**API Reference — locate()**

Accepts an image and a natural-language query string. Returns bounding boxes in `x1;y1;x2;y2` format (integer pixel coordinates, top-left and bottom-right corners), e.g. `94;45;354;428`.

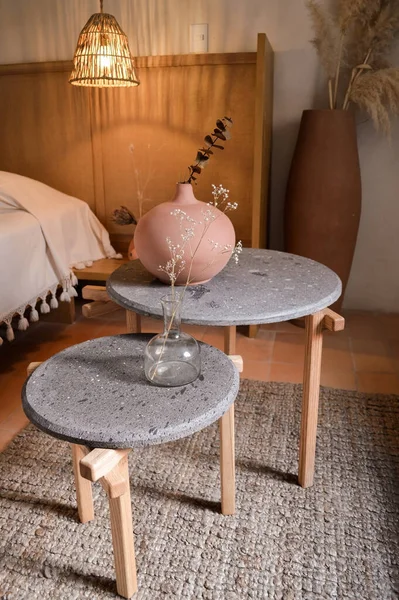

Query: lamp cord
100;0;103;12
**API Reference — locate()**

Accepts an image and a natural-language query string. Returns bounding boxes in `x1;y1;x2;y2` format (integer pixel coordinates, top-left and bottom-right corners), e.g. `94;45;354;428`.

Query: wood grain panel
99;60;256;246
0;53;255;76
0;41;273;251
0;70;95;209
252;33;274;249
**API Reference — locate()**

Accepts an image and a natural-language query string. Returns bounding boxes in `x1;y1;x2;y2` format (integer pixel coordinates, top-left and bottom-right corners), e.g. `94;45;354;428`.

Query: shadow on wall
268;47;326;250
0;0;273;63
344;117;399;311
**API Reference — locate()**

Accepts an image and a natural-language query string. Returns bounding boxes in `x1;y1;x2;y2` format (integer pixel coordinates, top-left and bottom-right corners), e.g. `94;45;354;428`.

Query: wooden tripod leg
126;310;142;334
71;444;94;523
298;311;324;488
248;324;258;338
224;326;236;355
108;457;138;598
219;404;235;515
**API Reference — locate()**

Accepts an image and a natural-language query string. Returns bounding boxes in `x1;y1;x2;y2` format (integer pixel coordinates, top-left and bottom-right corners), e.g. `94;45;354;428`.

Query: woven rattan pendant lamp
69;0;139;87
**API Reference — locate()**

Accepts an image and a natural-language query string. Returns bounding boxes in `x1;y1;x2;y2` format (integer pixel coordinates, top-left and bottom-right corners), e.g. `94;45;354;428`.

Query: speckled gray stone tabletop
22;334;239;449
107;249;342;326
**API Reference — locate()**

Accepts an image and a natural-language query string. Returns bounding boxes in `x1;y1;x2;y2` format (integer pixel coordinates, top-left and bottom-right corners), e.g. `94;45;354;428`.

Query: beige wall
0;0;398;311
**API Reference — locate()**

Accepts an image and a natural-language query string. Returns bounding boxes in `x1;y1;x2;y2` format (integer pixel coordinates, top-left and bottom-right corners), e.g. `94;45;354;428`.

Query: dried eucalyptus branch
182;117;233;184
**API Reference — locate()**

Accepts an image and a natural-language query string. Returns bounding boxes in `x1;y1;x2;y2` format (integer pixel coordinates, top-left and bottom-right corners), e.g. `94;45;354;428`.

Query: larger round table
107;248;341;326
106;249;344;490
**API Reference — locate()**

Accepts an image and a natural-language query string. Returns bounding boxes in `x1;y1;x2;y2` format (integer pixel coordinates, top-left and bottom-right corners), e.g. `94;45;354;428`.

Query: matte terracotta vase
133;183;236;284
285;110;361;311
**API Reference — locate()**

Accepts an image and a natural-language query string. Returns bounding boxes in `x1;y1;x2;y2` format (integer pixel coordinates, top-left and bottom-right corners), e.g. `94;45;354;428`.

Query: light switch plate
190;24;208;53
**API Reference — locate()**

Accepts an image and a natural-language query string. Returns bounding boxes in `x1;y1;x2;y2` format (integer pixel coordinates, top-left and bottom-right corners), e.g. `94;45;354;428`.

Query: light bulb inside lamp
99;49;111;69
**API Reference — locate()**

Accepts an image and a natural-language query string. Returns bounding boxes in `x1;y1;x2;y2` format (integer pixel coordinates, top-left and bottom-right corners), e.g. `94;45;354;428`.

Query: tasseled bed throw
0;171;123;344
0;273;76;345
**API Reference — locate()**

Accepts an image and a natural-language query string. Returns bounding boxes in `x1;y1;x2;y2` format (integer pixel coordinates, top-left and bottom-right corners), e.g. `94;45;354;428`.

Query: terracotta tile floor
1;303;398;451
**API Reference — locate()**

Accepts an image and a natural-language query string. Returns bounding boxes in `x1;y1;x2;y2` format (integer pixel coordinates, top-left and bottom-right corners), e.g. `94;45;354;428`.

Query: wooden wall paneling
251;33;274;249
99;53;258;251
89;88;107;223
0;63;96;210
135;53;257;68
0;40;274;252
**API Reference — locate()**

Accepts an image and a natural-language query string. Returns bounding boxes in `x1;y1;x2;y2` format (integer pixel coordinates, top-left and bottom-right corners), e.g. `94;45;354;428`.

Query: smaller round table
23;334;239;598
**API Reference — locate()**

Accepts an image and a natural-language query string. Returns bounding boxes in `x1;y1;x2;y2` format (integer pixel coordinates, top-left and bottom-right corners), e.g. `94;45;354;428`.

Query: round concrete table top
22;334;239;449
107;249;341;326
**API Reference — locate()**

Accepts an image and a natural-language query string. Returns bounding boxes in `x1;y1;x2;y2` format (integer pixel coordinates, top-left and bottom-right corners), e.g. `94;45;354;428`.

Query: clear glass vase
144;292;201;386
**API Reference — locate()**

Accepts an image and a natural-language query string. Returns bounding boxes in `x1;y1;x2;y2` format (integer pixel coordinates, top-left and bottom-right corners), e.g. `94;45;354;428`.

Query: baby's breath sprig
159;184;241;292
209;184;238;213
158;237;186;285
232;240;243;264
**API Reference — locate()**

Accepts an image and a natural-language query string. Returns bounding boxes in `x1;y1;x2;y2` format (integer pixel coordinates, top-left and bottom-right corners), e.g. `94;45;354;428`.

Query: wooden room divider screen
0;33;273;252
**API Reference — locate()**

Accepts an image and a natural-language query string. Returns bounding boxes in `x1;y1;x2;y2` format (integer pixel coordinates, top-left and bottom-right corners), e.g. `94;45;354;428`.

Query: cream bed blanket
0;171;121;342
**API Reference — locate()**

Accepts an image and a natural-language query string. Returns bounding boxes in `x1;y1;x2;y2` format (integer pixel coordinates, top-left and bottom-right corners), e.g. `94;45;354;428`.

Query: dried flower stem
343;48;372;110
328;79;334;109
129;142;160;219
333;33;345;108
307;0;399;131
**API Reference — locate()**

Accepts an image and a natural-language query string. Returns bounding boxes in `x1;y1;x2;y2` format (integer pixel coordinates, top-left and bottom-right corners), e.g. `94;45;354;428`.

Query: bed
0;171;122;344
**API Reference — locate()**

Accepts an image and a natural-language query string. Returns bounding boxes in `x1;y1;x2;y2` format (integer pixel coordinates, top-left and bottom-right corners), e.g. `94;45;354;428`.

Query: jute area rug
0;380;398;600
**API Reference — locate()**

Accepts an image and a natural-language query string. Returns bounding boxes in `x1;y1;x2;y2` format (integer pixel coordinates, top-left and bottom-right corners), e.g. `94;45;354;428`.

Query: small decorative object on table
144;291;201;386
112;116;237;283
138;182;240;285
112;116;242;385
143;184;242;386
111;205;138;260
135;116;235;283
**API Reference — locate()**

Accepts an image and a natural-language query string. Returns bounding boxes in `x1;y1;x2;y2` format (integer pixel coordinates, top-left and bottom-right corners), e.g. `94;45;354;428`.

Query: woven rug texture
0;380;398;600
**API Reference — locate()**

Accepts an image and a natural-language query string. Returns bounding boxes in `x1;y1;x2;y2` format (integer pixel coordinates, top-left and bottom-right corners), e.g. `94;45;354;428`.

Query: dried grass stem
307;0;399;133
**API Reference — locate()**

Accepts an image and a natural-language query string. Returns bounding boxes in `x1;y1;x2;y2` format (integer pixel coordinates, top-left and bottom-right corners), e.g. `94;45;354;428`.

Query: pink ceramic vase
133;183;236;285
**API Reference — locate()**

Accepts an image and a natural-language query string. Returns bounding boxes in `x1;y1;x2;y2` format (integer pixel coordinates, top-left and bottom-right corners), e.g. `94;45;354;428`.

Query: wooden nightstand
73;257;129;320
72;257;129;283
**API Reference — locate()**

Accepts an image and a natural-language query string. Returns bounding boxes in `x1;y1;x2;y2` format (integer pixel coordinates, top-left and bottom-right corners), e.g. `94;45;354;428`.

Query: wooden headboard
0;34;273;251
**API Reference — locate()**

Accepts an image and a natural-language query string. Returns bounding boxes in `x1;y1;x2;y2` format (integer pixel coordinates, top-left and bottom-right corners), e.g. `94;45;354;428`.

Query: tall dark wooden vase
285;109;361;312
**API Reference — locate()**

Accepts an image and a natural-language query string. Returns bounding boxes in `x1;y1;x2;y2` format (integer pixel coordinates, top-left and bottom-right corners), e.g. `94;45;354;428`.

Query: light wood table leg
126;310;142;334
79;448;137;596
298;311;325;488
71;444;95;523
218;354;242;515
108;457;138;598
27;362;43;376
224;326;236;355
219;404;235;515
248;324;258;338
298;309;345;488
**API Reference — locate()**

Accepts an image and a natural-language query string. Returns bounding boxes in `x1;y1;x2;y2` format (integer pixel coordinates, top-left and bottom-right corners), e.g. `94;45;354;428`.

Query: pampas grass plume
307;0;399;133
